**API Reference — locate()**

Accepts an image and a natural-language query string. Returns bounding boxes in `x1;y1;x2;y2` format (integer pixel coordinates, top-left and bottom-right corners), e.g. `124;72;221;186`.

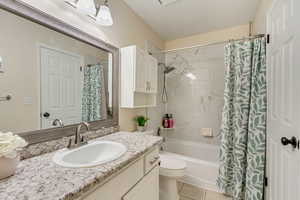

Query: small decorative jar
0;132;27;180
0;155;19;179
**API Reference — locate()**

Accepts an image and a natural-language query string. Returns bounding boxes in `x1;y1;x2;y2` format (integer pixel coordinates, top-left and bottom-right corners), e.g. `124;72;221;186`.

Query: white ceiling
123;0;260;40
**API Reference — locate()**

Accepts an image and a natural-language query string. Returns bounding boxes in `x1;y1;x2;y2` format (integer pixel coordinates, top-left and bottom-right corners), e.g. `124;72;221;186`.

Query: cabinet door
146;55;158;93
82;159;144;200
134;48;146;93
123;166;159;200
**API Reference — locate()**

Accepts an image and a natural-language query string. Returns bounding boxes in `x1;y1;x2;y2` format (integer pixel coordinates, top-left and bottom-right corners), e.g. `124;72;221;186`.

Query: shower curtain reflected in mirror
217;37;267;200
82;64;107;122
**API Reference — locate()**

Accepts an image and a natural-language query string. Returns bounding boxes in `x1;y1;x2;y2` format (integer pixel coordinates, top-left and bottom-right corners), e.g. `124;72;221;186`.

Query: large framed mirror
0;0;119;144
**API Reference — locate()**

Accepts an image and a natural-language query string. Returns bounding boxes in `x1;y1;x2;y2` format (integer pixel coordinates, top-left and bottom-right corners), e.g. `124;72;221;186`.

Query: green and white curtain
82;64;107;122
217;38;267;200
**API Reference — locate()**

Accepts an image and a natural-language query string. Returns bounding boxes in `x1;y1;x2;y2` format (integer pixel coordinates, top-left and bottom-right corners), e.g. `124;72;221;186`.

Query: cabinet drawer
144;147;159;174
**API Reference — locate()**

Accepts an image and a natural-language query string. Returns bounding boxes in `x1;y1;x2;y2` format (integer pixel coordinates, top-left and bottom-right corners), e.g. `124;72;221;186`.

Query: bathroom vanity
0;132;162;200
81;142;160;200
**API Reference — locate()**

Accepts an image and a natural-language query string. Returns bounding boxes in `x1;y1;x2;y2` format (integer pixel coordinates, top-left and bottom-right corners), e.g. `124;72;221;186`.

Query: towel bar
0;95;12;102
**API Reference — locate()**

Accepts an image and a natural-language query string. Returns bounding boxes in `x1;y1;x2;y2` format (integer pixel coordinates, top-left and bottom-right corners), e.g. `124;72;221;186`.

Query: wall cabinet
120;46;158;108
135;47;147;93
80;147;160;200
146;55;158;94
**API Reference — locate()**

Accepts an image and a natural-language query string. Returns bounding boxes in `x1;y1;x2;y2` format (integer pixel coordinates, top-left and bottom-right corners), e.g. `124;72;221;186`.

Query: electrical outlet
0;56;3;73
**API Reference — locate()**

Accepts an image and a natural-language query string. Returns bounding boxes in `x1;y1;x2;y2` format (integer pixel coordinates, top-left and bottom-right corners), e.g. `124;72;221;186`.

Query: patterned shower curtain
217;38;267;200
82;64;107;122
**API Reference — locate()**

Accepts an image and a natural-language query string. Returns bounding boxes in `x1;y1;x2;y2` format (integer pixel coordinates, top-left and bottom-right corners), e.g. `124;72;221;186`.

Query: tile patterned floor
178;182;232;200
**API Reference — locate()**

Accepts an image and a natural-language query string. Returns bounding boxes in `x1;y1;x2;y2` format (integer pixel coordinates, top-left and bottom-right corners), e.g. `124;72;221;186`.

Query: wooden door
40;47;82;129
266;0;300;199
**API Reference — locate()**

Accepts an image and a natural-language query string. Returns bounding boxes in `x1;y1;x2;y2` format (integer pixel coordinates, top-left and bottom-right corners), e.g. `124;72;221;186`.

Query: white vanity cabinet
81;147;160;200
120;45;158;108
123;166;159;200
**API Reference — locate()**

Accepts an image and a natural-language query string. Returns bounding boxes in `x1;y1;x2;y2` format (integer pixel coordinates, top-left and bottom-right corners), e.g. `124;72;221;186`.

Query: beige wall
3;0;271;133
17;0;165;132
0;9;108;133
164;24;249;51
253;0;274;34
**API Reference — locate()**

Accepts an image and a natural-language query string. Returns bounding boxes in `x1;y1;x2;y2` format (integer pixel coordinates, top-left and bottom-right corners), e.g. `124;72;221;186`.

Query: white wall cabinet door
82;159;144;200
122;166;159;200
266;0;300;199
146;55;158;94
121;45;158;108
134;48;147;93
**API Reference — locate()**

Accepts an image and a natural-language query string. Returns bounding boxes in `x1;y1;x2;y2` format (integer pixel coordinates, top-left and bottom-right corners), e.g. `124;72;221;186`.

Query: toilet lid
160;154;186;170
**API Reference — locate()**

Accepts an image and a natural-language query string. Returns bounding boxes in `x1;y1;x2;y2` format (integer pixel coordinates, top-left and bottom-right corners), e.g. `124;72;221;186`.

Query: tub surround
0;132;162;200
165;43;225;145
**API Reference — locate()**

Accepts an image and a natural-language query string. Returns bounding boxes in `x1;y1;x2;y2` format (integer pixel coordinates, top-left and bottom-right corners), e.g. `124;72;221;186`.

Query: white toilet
139;130;187;200
159;153;186;200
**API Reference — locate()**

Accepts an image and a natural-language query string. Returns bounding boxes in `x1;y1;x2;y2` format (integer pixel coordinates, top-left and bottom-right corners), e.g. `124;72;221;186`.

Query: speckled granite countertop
0;132;162;200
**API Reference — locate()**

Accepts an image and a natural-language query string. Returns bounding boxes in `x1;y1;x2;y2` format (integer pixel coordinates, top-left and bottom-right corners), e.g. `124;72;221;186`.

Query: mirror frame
0;0;119;144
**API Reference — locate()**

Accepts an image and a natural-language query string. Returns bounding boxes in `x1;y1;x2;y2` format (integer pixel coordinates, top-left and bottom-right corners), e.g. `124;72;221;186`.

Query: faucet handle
81;135;88;143
67;138;74;149
82;122;90;131
52;119;64;128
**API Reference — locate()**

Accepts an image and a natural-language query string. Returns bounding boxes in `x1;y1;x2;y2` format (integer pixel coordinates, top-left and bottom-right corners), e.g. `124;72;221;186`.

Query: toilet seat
159;154;186;177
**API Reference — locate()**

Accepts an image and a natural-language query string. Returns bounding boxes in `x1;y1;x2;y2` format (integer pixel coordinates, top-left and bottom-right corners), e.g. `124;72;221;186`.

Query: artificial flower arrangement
0;131;27;179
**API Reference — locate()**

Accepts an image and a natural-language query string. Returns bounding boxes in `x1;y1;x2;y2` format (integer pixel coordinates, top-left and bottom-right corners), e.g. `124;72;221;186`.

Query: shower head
164;66;175;74
158;63;176;74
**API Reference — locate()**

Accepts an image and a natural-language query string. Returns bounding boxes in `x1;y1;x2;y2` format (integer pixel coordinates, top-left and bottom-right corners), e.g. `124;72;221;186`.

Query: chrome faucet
52;119;64;128
68;122;90;149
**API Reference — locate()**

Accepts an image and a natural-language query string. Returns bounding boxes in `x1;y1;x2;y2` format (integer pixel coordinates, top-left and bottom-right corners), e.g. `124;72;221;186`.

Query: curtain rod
162;34;265;53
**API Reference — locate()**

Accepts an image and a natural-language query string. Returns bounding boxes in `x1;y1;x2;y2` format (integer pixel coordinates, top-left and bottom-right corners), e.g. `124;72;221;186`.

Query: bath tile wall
165;44;225;145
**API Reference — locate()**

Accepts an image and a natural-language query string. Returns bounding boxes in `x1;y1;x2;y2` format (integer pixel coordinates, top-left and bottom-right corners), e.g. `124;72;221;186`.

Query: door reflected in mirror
0;9;113;133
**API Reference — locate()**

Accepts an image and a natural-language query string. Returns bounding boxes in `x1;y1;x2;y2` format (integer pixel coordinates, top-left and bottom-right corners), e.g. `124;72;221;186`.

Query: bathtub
162;138;219;192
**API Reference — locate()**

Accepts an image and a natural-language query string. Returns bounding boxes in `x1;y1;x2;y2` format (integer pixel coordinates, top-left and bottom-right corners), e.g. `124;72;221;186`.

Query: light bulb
65;0;96;16
90;2;113;26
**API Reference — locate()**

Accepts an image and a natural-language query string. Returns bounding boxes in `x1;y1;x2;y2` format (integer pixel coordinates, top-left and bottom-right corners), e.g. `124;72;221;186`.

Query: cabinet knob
146;81;151;91
149;156;160;165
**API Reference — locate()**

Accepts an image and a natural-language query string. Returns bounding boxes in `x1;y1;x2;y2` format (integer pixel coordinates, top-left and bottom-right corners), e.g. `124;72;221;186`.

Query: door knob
281;137;299;149
43;112;50;118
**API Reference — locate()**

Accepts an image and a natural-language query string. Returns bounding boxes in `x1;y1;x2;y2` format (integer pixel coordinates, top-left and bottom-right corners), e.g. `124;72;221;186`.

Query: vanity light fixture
65;0;97;16
89;0;114;26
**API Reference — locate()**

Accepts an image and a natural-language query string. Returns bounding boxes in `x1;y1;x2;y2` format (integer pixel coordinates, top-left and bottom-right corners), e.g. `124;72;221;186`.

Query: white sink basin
53;141;127;168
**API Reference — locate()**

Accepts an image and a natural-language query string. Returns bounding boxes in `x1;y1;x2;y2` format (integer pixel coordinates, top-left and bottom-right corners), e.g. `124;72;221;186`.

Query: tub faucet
68;122;90;149
157;127;161;136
